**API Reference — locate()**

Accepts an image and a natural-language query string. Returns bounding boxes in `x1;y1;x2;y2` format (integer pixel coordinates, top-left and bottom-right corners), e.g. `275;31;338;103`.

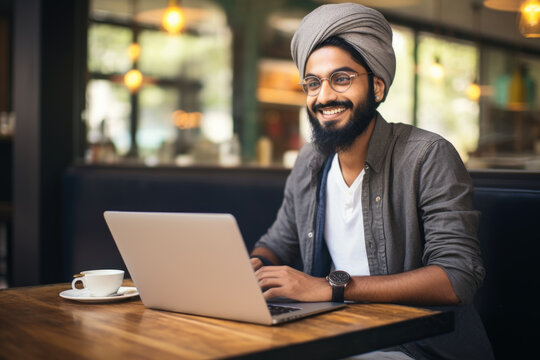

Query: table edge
227;309;454;360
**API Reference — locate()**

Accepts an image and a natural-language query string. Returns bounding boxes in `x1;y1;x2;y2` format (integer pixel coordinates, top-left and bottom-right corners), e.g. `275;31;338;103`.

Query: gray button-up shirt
255;113;485;304
255;114;493;359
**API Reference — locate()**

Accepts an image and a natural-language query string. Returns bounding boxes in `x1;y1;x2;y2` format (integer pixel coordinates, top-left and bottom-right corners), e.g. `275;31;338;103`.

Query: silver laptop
103;211;346;325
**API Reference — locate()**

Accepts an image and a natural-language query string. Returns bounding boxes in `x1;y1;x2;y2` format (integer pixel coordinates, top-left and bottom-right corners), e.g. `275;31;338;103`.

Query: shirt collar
307;112;392;176
365;112;392;174
308;145;326;182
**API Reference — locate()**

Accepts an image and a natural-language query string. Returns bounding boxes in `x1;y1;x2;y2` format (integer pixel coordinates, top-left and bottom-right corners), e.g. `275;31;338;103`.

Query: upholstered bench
62;166;539;359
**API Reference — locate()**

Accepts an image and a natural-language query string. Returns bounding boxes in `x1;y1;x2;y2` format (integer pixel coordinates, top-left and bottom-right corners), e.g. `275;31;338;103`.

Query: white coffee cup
71;269;125;297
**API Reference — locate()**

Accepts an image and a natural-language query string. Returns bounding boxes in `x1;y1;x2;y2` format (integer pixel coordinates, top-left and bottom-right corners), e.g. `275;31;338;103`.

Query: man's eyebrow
334;66;358;73
304;66;359;78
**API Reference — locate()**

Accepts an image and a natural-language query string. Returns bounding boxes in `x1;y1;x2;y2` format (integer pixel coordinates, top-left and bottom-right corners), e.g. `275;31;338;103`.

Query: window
378;25;415;126
84;0;232;166
416;34;479;163
468;46;540;170
83;1;540;171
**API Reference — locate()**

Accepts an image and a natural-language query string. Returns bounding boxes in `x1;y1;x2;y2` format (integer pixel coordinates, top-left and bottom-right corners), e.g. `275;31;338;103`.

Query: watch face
329;271;351;286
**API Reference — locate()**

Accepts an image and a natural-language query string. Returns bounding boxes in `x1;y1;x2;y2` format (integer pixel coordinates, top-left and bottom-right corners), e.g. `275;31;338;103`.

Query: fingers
257;270;288;300
255;266;292;284
255;266;332;302
255;265;287;276
250;257;263;271
255;266;287;288
257;273;285;290
262;287;282;300
255;266;303;300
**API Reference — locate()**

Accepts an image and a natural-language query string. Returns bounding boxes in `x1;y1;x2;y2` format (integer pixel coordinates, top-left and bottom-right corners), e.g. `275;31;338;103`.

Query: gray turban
291;2;396;101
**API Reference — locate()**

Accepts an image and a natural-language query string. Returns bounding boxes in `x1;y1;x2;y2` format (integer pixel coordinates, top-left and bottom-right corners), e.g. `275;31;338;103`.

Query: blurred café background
0;0;539;289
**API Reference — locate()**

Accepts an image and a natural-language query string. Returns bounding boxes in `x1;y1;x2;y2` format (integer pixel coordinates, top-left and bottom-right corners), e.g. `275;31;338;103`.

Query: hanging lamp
429;56;445;81
162;0;185;34
519;0;540;38
483;0;540;38
124;69;143;93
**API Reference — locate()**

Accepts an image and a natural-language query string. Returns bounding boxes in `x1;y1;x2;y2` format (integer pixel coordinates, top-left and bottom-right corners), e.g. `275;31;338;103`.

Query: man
250;3;493;360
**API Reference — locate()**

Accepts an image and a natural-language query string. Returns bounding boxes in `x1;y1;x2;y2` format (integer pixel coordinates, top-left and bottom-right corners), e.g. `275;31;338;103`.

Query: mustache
311;100;353;113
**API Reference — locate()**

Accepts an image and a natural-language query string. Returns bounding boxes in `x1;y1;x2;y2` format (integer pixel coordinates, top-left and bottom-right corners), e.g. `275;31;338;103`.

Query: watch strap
331;284;345;302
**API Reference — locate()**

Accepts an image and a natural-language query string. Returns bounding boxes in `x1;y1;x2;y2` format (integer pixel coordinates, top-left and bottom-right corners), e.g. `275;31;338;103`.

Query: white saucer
59;286;139;303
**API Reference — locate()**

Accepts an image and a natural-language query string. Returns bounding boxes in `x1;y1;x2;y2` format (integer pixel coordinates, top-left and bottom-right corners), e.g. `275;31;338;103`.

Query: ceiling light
429;56;445;81
519;0;540;37
483;0;521;12
466;81;481;101
127;43;141;62
124;69;143;93
162;0;184;35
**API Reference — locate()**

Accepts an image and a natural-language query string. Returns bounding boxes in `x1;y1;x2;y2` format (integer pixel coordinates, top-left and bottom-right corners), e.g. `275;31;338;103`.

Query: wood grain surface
0;281;453;359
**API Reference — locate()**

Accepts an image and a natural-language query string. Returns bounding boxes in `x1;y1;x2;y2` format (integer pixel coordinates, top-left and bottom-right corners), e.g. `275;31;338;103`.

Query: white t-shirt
324;155;370;276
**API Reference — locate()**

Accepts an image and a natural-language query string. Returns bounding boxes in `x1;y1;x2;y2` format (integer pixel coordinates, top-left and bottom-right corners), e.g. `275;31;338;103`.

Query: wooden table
0;281;453;359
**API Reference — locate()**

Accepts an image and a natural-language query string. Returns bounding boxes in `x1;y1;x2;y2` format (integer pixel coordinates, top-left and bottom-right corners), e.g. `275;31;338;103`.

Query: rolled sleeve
254;172;301;265
418;140;485;303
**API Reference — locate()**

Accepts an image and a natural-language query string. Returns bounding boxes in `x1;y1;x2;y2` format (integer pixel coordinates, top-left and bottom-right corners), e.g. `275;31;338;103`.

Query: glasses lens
330;72;352;92
303;77;321;95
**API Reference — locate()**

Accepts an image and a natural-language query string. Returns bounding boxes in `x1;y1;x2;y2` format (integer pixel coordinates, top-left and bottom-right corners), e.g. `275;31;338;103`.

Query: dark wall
12;0;87;286
0;138;10;202
61;166;290;280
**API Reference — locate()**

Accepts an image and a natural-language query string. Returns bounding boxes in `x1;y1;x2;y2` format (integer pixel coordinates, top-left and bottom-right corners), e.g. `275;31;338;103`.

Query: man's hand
255;265;331;302
250;257;264;271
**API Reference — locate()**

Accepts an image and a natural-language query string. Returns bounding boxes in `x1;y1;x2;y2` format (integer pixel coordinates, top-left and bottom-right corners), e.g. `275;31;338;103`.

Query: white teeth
322;107;346;115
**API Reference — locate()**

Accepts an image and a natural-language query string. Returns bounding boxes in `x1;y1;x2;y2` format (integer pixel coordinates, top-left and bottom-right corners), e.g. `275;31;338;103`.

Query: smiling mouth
312;101;353;119
321;107;347;116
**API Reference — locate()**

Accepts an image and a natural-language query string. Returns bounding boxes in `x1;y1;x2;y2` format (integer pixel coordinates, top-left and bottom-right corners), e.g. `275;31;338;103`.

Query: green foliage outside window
88;24;132;74
417;34;479;162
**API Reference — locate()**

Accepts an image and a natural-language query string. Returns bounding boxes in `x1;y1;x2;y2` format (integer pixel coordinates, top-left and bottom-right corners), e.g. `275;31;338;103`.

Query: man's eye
306;80;320;89
333;75;349;84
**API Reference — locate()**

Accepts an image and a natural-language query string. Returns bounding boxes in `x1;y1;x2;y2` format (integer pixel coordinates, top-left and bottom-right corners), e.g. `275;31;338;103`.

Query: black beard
307;93;377;157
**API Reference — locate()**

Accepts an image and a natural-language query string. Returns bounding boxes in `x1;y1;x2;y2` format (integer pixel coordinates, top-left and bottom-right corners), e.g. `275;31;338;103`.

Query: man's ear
373;77;386;102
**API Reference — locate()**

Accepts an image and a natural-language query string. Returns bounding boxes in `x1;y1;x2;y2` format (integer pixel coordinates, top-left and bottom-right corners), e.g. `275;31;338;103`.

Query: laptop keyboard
267;304;301;316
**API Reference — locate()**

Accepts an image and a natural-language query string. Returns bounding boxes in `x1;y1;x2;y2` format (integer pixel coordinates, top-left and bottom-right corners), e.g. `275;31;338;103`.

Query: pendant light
127;43;141;62
483;0;540;38
162;0;185;35
467;2;482;102
124;69;143;93
124;0;143;93
483;0;521;12
519;0;540;38
429;0;445;82
429;56;445;81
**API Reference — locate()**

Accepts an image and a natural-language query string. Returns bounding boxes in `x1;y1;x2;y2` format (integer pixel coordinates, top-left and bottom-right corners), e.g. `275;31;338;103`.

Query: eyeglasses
299;71;371;96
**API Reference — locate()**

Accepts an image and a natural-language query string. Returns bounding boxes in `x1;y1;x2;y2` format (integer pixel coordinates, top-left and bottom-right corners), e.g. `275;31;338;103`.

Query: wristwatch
326;270;351;302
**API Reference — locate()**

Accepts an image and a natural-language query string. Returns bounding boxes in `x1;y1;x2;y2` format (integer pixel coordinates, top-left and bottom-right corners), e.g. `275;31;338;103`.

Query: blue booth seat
62;165;540;359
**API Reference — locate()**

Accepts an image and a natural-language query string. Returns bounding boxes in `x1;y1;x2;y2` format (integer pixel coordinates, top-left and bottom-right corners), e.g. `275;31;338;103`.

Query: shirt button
375;196;381;202
364;164;369;170
307;232;313;238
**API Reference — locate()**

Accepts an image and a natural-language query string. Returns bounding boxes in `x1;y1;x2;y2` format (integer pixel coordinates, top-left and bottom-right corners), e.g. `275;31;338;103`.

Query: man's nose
317;79;338;103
